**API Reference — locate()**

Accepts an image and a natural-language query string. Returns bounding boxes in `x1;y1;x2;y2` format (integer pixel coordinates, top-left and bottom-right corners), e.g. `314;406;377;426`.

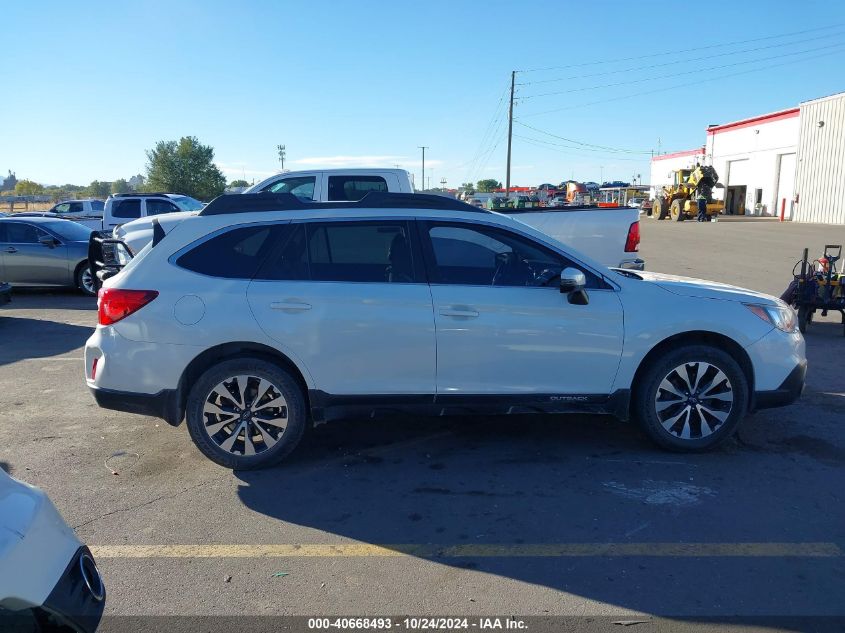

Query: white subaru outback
84;192;806;469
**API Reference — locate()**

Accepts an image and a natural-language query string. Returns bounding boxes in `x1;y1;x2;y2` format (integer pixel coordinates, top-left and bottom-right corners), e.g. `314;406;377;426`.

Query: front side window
261;176;316;199
53;203;71;214
305;221;414;283
146;199;180;216
326;176;387;201
424;222;600;288
170;196;204;211
112;199;141;218
176;224;281;279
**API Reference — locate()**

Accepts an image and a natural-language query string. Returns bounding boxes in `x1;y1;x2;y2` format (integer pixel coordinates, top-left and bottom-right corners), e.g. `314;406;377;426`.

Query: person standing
696;194;708;222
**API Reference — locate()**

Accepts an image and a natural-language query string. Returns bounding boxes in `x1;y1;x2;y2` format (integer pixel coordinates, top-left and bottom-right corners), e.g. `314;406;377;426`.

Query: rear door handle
4;247;17;254
439;308;479;318
270;300;312;312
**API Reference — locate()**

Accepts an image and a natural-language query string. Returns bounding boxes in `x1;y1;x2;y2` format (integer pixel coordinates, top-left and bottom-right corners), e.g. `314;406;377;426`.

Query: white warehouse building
650;91;845;224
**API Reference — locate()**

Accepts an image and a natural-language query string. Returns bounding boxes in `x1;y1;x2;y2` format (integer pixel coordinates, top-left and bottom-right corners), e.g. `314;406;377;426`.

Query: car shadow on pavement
6;287;96;311
235;410;845;627
0;316;92;366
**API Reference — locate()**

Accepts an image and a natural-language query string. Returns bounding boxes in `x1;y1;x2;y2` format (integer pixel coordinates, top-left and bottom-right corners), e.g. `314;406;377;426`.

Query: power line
517;23;844;73
514;134;650;162
514;134;652;162
516;30;845;87
515;121;652;154
519;47;845;118
517;41;845;100
459;84;510;181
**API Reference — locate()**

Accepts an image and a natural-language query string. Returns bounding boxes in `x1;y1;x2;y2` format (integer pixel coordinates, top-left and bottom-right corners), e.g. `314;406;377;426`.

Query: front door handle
439;307;479;318
270;300;312;312
4;247;18;254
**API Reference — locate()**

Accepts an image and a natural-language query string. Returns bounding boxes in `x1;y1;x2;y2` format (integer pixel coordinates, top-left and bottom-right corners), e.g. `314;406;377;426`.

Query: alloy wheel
202;374;288;457
654;362;733;440
81;267;95;294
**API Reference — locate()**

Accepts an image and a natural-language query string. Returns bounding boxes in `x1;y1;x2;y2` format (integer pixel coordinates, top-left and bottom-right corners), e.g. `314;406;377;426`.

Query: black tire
75;262;96;296
185;358;307;469
670;199;686;222
652;198;666;220
633;345;749;452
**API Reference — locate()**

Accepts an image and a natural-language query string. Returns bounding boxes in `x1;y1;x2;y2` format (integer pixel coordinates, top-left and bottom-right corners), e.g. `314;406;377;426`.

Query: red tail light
98;288;159;326
625;221;640;252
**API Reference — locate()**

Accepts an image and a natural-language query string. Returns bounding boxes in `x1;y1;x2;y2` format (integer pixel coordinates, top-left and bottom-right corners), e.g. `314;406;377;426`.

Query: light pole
276;144;286;170
418;146;429;192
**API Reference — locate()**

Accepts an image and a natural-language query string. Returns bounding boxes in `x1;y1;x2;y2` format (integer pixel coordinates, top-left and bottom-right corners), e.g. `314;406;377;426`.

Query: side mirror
560;267;589;305
39;235;58;248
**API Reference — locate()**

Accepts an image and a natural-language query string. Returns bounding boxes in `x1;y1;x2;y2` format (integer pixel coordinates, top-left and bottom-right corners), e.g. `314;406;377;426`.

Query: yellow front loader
652;165;725;221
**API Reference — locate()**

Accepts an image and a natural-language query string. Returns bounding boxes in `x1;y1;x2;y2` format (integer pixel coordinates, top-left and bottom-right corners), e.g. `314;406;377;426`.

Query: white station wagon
85;193;806;469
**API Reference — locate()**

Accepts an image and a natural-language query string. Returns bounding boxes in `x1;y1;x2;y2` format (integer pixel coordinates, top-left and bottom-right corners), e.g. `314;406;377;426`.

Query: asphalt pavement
0;217;843;632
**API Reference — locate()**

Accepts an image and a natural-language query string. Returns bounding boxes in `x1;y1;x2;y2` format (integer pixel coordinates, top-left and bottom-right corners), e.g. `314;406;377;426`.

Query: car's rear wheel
633;345;748;451
185;358;306;469
75;263;96;296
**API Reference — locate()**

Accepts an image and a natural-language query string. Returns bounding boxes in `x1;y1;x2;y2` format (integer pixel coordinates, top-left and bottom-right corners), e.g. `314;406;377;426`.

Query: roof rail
199;192;488;216
111;192;171;198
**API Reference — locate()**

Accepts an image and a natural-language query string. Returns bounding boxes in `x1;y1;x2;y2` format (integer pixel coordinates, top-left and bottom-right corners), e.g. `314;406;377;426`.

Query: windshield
44;220;94;242
170;196;205;211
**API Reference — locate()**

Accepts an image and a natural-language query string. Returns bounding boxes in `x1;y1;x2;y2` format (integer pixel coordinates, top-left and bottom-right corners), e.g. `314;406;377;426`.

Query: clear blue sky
3;0;844;189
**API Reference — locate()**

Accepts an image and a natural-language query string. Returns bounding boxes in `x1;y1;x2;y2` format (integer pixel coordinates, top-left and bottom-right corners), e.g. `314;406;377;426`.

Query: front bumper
754;361;807;410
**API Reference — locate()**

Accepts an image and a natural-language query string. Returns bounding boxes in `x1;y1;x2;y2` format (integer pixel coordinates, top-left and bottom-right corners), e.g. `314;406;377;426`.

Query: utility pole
505;70;516;198
440;177;447;190
418;146;428;192
276;144;286;170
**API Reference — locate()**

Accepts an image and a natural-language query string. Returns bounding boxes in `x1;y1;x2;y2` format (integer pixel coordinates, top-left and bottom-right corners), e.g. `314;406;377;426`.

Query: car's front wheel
634;345;748;451
185;358;307;469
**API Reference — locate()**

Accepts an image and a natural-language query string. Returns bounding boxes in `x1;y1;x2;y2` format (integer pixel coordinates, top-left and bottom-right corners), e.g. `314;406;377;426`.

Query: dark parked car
0;217;96;295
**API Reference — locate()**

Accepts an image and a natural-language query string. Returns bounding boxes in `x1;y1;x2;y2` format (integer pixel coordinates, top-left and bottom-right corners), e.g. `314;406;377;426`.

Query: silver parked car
0;217;96;295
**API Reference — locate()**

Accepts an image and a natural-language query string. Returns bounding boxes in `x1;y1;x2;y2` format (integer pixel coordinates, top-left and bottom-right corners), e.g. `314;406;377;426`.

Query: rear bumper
90;385;183;426
40;546;105;633
754;361;807;410
619;258;645;270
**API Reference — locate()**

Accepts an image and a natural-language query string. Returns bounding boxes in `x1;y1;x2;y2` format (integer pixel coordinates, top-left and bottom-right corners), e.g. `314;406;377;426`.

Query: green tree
111;178;130;194
86;180;112;198
145;136;226;201
476;179;502;193
14;179;44;195
460;182;475;192
229;179;250;188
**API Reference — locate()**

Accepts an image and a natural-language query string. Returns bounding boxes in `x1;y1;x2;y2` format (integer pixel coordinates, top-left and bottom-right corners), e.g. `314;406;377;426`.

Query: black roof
199;192;488;216
111;192;171;198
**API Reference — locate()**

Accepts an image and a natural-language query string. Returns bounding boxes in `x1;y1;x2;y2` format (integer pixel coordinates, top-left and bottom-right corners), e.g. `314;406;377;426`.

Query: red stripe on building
652;147;705;162
706;108;799;135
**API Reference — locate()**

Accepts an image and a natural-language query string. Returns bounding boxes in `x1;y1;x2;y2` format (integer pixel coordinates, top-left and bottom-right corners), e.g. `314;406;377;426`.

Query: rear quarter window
175;225;283;279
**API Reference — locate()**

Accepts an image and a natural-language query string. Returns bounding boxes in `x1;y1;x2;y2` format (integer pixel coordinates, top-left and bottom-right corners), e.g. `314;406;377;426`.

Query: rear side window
68;202;84;214
112;199;141;218
307;221;413;282
176;225;281;279
326;176;388;201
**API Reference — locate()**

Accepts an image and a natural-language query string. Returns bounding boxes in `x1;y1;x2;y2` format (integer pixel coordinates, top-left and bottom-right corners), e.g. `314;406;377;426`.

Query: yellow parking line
91;542;843;559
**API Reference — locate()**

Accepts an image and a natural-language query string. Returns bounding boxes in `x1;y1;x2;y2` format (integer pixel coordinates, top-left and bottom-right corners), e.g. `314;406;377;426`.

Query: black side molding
308;390;631;425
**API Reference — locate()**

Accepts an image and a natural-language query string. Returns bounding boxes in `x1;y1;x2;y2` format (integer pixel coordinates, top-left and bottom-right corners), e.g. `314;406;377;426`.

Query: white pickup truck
114;168;643;269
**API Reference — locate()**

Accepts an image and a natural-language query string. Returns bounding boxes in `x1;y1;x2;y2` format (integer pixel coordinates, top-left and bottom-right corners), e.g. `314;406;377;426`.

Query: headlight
744;303;797;332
